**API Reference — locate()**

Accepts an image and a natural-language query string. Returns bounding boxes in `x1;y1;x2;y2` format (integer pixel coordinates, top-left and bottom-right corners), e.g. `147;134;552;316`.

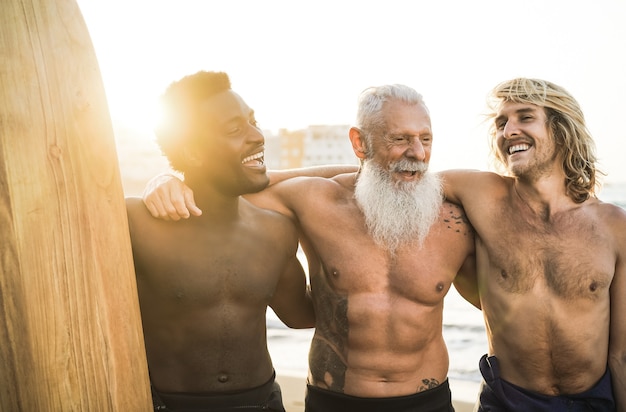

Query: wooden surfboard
0;0;151;410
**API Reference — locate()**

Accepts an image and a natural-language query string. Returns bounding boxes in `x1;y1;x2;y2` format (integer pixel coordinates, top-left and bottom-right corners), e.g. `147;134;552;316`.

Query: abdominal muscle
484;290;610;395
310;292;449;398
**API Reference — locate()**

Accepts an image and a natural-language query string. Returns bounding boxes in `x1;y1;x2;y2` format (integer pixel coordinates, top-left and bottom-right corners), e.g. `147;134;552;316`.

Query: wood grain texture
0;0;151;410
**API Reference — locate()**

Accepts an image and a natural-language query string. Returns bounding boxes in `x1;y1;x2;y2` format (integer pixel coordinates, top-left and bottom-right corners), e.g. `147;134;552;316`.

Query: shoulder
578;199;626;260
124;196;169;238
242;201;300;255
243;199;298;235
124;197;158;249
270;172;356;200
438;169;513;204
125;196;150;221
439;169;512;190
594;199;626;234
247;199;294;225
125;196;143;208
438;169;503;182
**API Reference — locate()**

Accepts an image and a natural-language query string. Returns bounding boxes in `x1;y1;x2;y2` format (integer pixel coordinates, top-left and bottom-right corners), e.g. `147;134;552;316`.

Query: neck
185;175;241;221
513;175;576;221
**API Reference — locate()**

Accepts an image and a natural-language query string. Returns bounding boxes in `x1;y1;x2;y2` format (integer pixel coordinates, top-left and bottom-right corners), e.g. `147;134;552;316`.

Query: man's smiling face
495;102;558;180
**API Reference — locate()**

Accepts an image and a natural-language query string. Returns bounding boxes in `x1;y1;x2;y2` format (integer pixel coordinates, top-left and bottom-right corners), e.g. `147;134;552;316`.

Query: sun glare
104;84;160;138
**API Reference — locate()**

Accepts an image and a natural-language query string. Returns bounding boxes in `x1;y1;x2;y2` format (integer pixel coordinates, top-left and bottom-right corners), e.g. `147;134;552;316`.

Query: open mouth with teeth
391;161;427;179
508;143;530;155
242;151;264;166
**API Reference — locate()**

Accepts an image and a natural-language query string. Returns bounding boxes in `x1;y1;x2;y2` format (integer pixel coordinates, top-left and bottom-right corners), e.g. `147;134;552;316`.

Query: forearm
268;164;358;186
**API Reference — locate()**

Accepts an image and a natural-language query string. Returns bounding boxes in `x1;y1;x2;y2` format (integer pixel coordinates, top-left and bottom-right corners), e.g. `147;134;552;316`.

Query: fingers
142;173;199;220
183;188;202;217
144;196;170;220
143;175;171;220
145;186;180;221
168;183;190;220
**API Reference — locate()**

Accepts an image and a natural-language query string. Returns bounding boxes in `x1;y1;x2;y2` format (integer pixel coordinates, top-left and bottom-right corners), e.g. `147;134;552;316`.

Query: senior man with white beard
142;84;477;412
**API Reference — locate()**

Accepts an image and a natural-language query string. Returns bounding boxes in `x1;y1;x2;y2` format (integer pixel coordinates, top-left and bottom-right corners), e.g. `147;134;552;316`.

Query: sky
77;0;626;183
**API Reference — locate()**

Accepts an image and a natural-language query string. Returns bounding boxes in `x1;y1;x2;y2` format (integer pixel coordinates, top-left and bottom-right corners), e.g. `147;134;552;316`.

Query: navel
500;269;508;279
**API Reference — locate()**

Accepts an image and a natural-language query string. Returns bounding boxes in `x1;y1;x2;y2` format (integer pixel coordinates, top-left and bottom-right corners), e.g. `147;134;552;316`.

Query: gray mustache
389;159;428;173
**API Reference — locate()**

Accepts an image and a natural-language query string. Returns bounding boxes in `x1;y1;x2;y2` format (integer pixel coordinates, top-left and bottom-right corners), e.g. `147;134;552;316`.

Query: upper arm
267;164;358;186
245;177;311;219
609;207;626;351
269;254;315;329
450;202;480;309
611;245;626;350
124;197;143;237
609;208;626;408
453;253;481;310
124;197;153;276
438;169;495;206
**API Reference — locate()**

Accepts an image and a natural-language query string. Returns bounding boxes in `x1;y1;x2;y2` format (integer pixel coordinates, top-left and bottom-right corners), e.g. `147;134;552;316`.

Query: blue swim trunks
476;354;615;411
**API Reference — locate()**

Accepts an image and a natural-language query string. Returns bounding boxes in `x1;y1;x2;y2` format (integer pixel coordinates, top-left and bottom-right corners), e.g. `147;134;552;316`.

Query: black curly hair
154;71;231;173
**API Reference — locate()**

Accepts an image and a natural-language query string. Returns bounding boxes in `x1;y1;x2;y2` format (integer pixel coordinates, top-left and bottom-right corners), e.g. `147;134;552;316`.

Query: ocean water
266;181;626;384
599;182;626;209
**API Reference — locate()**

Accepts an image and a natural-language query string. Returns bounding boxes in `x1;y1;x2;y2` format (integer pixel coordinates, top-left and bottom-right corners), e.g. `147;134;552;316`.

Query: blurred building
279;128;306;169
264;124;358;170
262;131;282;170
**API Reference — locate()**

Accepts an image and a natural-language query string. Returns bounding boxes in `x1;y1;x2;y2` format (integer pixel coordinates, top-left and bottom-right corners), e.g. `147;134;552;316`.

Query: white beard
354;159;443;252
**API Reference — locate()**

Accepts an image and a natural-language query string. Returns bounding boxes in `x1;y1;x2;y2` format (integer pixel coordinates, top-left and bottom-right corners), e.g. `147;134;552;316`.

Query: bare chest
479;208;615;298
135;225;285;305
303;204;473;305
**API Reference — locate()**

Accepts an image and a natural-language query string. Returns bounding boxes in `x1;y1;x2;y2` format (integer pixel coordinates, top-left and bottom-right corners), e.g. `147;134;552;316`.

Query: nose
406;138;426;161
248;124;265;144
502;119;520;139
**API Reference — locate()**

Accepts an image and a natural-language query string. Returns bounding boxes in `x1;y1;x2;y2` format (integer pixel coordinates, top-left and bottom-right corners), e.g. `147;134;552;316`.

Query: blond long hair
487;78;603;203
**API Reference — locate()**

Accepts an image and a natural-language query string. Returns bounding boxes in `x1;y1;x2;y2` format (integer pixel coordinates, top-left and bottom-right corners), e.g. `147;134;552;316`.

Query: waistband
152;371;283;411
478;354;615;411
305;379;453;412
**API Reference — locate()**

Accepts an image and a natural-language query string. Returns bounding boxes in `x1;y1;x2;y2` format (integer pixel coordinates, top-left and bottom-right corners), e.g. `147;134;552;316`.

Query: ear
349;127;367;160
182;146;203;168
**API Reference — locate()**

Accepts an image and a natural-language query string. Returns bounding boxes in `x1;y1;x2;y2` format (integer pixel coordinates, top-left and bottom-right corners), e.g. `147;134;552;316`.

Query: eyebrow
221;106;254;126
495;107;537;124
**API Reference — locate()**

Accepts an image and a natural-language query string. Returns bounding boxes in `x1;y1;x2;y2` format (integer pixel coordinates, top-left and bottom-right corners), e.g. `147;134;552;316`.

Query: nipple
218;374;229;383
